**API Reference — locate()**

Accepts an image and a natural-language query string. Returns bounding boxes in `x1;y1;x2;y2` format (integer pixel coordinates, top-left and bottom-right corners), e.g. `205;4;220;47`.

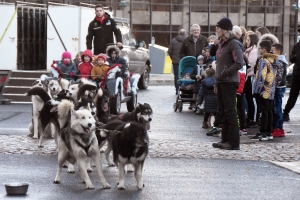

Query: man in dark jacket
86;4;122;55
212;18;243;150
168;29;186;93
179;24;208;59
283;41;300;121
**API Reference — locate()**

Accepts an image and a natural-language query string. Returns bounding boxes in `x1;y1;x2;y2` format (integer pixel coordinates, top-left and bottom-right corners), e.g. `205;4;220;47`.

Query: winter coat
168;35;185;64
276;55;287;87
86;13;122;55
244;45;258;76
237;71;246;95
253;53;279;100
215;33;244;84
91;59;110;81
57;60;78;81
78;49;93;79
205;56;215;66
190;64;206;93
179;35;208;59
289;42;300;80
106;45;127;73
197;76;218;114
78;62;93;79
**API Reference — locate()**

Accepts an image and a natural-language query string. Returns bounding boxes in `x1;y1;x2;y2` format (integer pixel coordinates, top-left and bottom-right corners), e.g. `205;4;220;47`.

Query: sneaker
192;106;197;112
202;121;209;129
195;108;204;115
239;129;247;135
206;127;220;136
272;128;285;137
249;133;262;141
283;113;290;121
260;135;269;141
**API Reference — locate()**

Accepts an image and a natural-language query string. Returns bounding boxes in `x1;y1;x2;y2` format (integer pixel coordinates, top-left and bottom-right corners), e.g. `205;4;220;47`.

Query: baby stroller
173;56;197;112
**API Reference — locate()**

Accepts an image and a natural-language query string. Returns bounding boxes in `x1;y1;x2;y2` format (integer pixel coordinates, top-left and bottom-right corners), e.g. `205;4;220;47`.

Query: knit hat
62;51;72;59
216;18;233;31
97;53;106;62
197;55;204;61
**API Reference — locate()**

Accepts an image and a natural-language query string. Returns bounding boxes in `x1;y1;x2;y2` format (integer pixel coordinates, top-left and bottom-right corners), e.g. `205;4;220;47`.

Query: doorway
17;5;47;70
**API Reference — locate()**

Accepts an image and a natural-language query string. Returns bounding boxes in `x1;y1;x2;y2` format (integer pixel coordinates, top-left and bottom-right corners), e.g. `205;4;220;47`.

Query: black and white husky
101;103;153;167
53;108;111;189
112;122;149;190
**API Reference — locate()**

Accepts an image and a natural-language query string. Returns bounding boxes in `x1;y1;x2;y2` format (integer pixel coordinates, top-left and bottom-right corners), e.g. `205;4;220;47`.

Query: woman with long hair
244;33;259;126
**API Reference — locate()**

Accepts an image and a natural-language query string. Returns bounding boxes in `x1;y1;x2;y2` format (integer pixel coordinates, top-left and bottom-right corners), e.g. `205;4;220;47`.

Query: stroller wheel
178;101;183;112
173;103;178;112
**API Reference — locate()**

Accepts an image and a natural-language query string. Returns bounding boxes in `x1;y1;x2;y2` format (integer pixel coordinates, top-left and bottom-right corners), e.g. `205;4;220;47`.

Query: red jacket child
78;49;93;79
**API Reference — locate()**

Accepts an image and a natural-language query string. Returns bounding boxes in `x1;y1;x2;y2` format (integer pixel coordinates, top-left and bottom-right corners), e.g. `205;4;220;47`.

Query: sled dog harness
74;139;92;155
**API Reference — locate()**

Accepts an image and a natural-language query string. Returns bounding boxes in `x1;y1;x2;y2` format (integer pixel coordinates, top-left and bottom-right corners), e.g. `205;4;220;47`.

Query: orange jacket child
91;54;110;81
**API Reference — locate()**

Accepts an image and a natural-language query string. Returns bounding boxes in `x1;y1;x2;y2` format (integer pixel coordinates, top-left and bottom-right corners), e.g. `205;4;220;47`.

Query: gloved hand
95;78;102;83
69;72;73;77
52;60;56;65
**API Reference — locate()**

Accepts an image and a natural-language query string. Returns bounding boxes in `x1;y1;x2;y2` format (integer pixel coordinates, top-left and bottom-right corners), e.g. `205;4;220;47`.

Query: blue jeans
272;87;286;129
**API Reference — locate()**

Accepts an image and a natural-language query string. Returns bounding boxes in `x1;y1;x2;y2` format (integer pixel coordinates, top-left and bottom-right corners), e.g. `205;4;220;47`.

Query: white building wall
47;5;80;70
0;4;17;70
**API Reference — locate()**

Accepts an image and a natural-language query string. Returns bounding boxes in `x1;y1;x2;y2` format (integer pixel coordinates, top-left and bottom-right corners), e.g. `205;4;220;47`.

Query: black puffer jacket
197;76;218;114
168;35;185;64
86;13;122;55
179;35;208;59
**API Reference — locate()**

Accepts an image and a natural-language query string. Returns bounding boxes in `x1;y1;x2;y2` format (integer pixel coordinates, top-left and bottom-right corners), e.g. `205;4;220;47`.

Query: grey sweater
215;34;243;83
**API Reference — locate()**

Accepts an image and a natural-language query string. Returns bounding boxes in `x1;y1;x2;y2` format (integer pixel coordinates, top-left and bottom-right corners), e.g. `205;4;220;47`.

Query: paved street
0;84;300;199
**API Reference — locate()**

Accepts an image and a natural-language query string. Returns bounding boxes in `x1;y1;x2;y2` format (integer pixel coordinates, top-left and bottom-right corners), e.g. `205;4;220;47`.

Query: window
128;32;137;47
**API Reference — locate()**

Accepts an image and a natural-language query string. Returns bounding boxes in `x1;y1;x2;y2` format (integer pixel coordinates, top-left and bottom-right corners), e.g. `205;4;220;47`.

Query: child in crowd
91;53;110;87
271;43;287;137
206;35;217;49
204;48;215;66
236;65;247;135
250;40;279;141
190;55;206;110
51;51;78;81
77;49;93;81
197;67;217;129
74;51;83;68
180;73;194;90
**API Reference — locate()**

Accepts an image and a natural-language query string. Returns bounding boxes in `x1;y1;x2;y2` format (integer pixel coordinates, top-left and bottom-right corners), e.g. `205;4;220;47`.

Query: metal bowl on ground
4;182;29;195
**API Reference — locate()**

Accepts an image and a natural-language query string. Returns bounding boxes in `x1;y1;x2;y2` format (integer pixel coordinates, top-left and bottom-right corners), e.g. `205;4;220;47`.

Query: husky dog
53;108;111;189
48;79;62;98
26;87;59;147
53;89;75;103
94;88;110;124
120;103;153;130
111;122;149;190
76;96;97;117
28;80;50;139
101;103;153;167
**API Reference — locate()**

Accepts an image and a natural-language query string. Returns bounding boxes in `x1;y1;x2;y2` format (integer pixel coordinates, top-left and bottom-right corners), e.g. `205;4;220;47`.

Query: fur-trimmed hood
261;52;278;63
257;33;279;48
106;45;120;57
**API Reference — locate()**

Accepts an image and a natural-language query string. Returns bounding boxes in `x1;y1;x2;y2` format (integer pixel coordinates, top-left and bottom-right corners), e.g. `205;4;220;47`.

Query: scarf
95;14;106;25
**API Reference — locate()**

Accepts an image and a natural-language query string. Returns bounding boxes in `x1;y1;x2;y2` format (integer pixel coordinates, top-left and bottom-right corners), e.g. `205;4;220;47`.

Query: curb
149;74;174;86
269;161;300;174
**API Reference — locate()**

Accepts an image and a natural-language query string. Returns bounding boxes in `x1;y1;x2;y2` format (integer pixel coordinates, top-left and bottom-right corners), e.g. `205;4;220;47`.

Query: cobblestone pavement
1;85;300;164
0;135;299;162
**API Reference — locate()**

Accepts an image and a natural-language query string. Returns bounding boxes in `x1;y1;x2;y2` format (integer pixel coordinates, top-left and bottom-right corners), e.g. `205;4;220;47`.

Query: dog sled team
25;46;153;190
